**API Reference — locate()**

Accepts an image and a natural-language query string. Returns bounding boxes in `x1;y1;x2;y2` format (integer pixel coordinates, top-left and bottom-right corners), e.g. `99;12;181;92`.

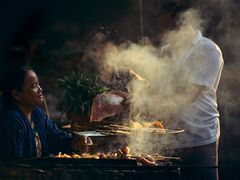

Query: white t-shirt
168;31;224;149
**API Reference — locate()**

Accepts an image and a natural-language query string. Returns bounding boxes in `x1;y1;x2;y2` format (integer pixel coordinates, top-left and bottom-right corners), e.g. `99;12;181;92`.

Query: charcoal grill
0;125;183;180
1;157;180;180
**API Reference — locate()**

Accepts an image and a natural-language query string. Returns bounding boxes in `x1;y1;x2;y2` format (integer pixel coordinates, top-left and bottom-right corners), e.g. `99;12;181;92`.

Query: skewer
127;154;182;161
109;124;185;134
95;126;184;135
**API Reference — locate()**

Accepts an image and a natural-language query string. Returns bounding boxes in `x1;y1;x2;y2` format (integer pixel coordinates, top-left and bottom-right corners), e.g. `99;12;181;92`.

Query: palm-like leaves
56;71;109;115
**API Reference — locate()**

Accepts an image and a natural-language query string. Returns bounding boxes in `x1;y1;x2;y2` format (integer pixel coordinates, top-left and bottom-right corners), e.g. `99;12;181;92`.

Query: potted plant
56;70;109;130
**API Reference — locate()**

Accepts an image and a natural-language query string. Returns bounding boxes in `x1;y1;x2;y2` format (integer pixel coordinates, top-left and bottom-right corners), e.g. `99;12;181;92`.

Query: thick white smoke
95;9;204;154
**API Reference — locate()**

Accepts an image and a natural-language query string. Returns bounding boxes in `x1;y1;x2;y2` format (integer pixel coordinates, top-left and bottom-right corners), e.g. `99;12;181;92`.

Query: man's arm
153;83;204;119
174;83;204;108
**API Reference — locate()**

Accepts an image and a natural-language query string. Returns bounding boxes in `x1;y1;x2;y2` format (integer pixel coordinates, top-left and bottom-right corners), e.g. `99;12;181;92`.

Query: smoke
101;41;173;117
84;0;240;154
90;9;205;154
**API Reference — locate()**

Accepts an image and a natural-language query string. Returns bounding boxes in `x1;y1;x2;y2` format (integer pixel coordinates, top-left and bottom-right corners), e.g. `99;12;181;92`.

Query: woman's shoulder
32;106;51;126
2;105;23;119
1;105;27;128
32;106;47;118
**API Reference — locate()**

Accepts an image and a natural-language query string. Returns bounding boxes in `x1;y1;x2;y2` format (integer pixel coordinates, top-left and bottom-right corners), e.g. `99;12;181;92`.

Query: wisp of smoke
96;9;203;153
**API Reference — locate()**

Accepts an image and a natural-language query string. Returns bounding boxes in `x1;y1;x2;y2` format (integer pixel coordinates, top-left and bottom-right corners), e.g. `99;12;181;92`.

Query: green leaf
55;70;109;115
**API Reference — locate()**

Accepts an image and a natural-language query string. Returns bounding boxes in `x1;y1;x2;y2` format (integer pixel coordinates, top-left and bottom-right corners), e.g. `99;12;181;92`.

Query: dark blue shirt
0;105;73;160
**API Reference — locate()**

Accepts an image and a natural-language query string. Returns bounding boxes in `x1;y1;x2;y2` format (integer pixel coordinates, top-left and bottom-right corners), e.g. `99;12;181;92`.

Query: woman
0;66;92;160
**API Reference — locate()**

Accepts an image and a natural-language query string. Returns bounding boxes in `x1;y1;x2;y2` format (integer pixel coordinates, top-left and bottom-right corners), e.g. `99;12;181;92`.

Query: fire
53;145;181;166
54;145;131;159
55;151;120;159
153;120;164;129
131;120;165;129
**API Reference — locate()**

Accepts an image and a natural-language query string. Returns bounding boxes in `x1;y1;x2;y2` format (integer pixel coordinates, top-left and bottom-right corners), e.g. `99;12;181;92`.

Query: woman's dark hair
0;66;33;105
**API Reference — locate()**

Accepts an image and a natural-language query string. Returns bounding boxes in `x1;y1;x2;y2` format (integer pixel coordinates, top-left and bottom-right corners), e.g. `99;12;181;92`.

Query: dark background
0;0;240;177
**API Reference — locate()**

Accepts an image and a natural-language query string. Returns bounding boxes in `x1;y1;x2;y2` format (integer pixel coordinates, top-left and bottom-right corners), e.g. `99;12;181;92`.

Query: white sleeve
189;43;223;90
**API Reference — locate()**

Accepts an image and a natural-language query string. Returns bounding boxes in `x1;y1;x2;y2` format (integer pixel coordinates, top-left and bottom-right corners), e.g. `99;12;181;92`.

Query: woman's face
14;70;44;108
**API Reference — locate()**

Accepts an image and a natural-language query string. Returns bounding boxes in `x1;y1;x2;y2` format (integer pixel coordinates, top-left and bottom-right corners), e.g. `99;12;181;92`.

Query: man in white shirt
157;2;224;180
